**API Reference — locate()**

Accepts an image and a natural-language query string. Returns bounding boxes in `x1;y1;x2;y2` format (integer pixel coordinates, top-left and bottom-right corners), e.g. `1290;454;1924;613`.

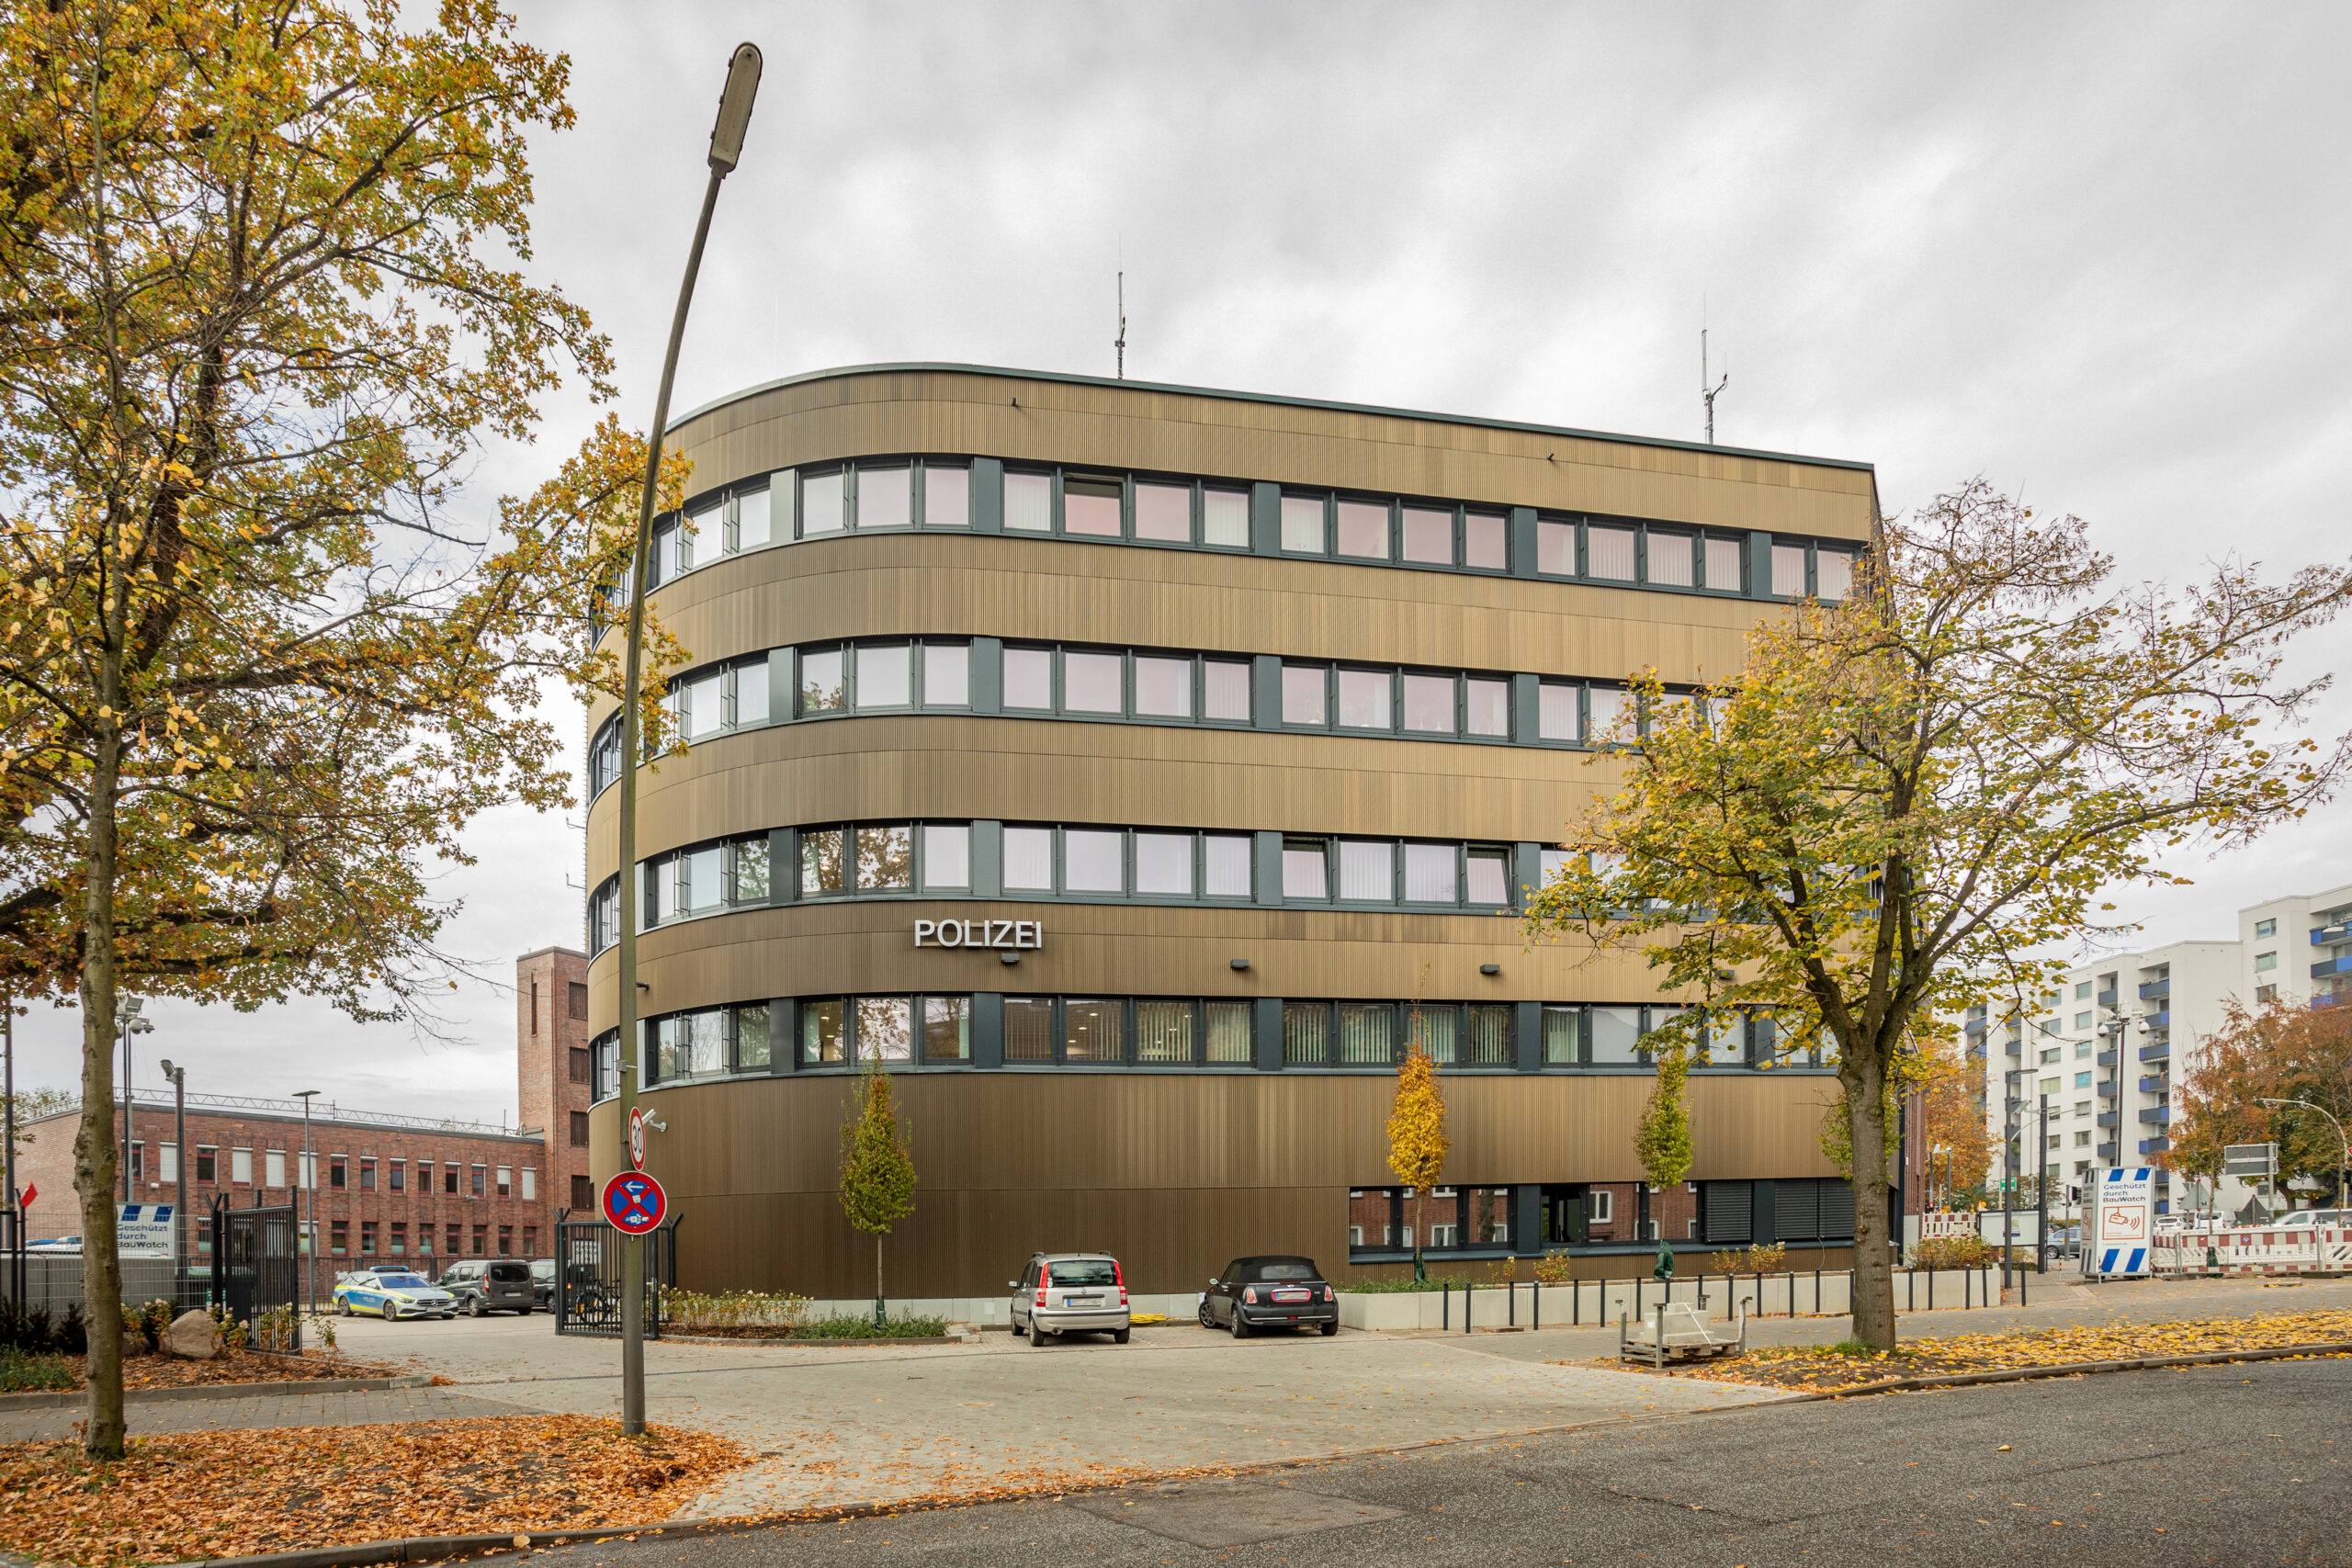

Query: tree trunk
1845;1050;1897;1350
74;716;126;1460
874;1233;885;1331
1413;1189;1426;1282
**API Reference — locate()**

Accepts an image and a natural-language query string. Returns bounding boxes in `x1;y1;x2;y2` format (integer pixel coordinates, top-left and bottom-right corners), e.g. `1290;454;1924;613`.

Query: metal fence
552;1215;677;1338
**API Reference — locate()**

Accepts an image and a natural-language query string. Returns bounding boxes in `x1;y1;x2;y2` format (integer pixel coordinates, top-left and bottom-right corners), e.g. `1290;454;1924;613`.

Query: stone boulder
164;1309;218;1360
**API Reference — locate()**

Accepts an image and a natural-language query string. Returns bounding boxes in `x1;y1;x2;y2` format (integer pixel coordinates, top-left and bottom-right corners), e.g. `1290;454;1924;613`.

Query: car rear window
1044;1260;1117;1287
489;1262;531;1282
1244;1258;1319;1282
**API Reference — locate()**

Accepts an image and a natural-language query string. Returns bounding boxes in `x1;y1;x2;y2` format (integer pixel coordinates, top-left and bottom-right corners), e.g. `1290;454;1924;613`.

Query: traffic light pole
616;43;762;1438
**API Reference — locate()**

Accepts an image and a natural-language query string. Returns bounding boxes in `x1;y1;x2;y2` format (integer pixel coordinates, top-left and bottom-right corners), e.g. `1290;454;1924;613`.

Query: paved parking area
0;1386;532;1444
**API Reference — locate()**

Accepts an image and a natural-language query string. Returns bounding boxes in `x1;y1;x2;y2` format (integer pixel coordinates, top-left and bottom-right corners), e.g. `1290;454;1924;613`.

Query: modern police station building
582;365;1878;1299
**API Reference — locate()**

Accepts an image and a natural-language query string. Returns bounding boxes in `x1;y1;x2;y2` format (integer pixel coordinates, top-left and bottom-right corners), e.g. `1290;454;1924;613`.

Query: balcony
2097;1079;2119;1098
2312;953;2351;980
2098;988;2120;1008
2097;1111;2120;1128
2140;1040;2171;1062
2138;1075;2167;1094
2137;979;2169;1001
2097;1048;2118;1068
2144;1009;2172;1029
2140;1136;2171;1156
2098;1142;2120;1162
2004;1038;2022;1056
2137;1106;2171;1125
2312;922;2350;946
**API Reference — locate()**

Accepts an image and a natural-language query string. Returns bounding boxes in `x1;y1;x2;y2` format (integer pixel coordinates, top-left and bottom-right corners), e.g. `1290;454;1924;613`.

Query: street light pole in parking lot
615;42;762;1438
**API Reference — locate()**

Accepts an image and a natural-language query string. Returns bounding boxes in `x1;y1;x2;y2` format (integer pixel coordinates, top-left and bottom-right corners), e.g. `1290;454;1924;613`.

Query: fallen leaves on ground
34;1348;410;1392
1588;1308;2352;1393
0;1416;749;1566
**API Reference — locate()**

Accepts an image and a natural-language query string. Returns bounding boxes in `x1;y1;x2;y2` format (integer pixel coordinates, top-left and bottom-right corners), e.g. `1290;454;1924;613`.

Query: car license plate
1273;1289;1310;1303
1064;1295;1100;1306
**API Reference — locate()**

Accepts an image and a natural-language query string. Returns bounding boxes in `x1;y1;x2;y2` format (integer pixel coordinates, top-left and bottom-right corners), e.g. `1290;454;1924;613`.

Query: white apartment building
1973;879;2352;1224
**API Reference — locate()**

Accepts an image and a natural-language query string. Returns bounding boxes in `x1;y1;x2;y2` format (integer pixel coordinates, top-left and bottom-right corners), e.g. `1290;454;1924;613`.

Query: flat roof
671;362;1878;476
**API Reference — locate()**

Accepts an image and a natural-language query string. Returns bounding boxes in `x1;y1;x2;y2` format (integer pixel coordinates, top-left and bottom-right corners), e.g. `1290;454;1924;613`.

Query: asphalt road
533;1355;2351;1567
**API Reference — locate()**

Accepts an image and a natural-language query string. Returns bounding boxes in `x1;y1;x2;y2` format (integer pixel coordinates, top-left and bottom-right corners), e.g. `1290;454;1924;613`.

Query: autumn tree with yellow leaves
0;3;684;1458
1527;482;2352;1349
1386;1041;1449;1282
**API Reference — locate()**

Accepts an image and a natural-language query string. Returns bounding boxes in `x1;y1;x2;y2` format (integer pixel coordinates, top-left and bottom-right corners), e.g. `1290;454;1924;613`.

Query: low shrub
1706;1242;1791;1276
796;1312;948;1339
1532;1250;1576;1284
1912;1235;1996;1269
0;1347;74;1393
1336;1274;1473;1294
130;1298;175;1352
658;1287;811;1331
57;1303;86;1356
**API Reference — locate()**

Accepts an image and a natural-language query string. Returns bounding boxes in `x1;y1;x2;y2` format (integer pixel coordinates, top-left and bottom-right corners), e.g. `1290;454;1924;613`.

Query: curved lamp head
707;42;763;175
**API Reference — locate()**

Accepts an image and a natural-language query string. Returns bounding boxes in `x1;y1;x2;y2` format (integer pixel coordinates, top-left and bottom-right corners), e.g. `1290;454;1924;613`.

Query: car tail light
1036;1264;1049;1307
1243;1285;1258;1303
1323;1286;1335;1303
1114;1258;1128;1307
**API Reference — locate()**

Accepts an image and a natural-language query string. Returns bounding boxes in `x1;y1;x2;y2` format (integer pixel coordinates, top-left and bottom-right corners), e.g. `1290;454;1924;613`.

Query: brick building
516;945;597;1213
14;1097;548;1297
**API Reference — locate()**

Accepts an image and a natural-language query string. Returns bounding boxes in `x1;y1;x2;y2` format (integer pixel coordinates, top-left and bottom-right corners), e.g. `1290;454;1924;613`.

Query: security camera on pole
615;42;762;1438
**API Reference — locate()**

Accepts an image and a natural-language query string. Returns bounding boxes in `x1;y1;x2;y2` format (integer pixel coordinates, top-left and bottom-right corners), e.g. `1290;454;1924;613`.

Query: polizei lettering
914;918;1043;950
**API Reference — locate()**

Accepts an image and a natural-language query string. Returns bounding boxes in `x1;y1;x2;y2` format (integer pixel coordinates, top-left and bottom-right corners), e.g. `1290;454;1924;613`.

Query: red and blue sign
601;1170;668;1235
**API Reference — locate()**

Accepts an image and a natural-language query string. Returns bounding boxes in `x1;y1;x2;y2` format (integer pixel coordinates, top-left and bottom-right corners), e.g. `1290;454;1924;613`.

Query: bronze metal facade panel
591;1073;1841;1298
664;367;1877;540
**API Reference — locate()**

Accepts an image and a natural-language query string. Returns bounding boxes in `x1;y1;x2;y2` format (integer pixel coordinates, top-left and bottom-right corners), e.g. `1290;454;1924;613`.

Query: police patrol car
332;1268;458;1320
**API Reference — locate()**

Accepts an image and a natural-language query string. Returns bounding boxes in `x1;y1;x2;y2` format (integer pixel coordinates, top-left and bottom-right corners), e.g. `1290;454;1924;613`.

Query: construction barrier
2149;1226;2351;1278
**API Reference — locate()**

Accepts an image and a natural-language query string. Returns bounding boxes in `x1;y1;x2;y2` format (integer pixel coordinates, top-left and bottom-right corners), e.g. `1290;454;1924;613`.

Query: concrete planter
1337;1267;2003;1330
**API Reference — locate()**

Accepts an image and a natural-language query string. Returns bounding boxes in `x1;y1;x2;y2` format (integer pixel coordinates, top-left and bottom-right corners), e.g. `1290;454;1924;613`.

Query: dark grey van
439;1258;535;1315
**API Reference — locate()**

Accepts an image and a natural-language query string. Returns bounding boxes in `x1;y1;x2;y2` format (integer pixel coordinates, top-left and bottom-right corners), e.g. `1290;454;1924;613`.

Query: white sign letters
914;918;1044;951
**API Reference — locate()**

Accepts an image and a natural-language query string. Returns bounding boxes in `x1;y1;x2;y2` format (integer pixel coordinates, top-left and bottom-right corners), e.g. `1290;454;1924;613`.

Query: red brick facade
15;1101;547;1297
515;945;596;1216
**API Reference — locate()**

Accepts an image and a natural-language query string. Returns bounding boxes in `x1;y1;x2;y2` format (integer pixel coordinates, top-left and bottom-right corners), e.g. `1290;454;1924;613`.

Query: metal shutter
1702;1182;1752;1243
1820;1179;1856;1239
1775;1179;1821;1241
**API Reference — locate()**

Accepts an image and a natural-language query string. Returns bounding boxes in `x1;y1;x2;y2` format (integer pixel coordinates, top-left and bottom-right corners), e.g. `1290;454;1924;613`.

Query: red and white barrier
2150;1227;2352;1277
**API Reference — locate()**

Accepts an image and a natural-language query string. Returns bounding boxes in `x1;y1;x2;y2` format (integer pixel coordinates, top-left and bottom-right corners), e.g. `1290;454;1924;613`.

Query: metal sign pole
616;42;762;1438
2036;1095;2050;1273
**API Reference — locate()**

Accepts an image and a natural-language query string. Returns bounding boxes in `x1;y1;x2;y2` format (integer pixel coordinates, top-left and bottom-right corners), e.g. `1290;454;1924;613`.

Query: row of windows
591;823;1545;953
599;998;1813;1084
616;454;1860;603
133;1145;532;1197
1343;1179;1860;1256
330;1221;536;1259
585;637;1704;796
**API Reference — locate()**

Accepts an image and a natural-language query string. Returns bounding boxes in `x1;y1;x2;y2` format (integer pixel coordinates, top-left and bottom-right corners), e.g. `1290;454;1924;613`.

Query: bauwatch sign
914;918;1044;950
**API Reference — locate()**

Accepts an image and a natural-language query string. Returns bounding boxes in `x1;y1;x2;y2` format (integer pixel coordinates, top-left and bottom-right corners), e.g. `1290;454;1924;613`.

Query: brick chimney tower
516;946;594;1216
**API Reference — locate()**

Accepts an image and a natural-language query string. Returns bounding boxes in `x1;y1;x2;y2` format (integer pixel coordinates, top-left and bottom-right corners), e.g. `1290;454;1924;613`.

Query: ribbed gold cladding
666;367;1878;537
592;1073;1846;1298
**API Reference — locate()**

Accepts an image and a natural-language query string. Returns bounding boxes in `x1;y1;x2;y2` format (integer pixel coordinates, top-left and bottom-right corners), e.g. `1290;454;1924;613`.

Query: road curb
170;1518;738;1568
0;1374;434;1411
655;1333;968;1349
1783;1337;2352;1400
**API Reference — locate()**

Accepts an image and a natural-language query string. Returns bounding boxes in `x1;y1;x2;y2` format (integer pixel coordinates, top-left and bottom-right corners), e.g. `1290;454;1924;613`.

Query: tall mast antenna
1701;323;1728;445
1115;270;1127;380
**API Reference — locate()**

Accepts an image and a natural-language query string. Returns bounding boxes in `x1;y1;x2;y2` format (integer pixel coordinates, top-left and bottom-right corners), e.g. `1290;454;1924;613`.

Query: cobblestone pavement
0;1385;534;1444
526;1353;2352;1567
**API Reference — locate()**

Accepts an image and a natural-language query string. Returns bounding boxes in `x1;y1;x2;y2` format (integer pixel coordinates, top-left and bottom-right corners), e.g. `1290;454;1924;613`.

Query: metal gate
552;1213;677;1337
212;1201;300;1330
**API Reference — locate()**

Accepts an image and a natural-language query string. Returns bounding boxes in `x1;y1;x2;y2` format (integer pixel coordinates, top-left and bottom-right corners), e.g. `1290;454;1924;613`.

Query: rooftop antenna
1701;316;1727;445
1115;269;1127;380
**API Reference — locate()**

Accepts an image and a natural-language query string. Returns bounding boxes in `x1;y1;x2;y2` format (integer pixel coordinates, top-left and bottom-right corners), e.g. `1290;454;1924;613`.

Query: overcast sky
15;3;2349;1122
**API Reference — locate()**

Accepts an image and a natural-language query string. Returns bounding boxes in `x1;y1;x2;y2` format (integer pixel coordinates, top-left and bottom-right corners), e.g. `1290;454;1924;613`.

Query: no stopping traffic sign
601;1170;668;1235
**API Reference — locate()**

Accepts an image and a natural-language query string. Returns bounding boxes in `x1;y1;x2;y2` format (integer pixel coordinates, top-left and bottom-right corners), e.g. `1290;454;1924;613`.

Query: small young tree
839;1061;917;1327
1386;1043;1449;1282
1528;482;2352;1348
1634;1043;1693;1277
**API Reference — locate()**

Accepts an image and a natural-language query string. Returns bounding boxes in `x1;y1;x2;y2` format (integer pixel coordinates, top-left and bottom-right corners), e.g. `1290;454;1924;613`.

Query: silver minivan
1010;1252;1131;1346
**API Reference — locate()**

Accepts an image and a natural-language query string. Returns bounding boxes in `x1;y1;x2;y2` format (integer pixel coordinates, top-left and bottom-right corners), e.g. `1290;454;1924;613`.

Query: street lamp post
117;998;151;1201
293;1089;320;1332
2257;1097;2350;1218
159;1060;187;1303
615;42;762;1438
2036;1094;2051;1273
